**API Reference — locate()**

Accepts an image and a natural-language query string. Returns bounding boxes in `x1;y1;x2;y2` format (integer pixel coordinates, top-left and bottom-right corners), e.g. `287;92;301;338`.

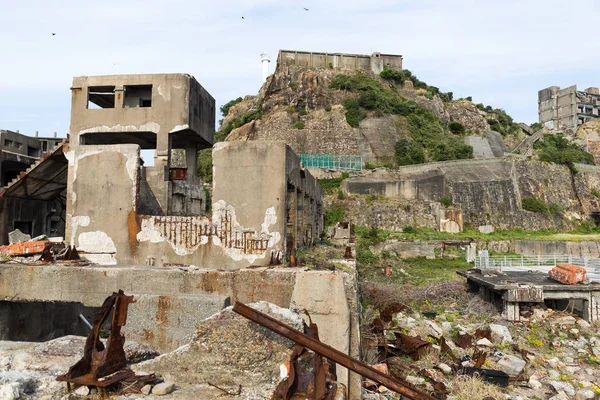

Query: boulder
550;381;575;396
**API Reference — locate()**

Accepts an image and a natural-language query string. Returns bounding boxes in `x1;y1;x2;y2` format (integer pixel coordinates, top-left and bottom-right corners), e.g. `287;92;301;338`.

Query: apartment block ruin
277;49;402;74
538;85;600;131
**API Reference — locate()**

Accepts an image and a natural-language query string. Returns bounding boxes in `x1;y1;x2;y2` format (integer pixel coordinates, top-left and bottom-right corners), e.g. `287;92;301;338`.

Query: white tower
260;53;270;83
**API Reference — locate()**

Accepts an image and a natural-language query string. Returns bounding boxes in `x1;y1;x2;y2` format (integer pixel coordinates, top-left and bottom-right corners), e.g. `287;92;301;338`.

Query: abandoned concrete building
539;85;600;131
0;73;324;268
277;49;403;74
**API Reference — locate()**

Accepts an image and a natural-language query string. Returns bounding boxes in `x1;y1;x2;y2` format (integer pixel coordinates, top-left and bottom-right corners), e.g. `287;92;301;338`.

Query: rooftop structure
277;49;402;75
538;85;600;131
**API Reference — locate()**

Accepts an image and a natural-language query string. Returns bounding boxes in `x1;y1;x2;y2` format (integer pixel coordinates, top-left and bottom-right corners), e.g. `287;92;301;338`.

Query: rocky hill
216;64;528;166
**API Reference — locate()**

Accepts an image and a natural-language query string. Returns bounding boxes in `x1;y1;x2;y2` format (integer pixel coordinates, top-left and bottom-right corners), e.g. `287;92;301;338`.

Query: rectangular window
88;86;115;109
124;85;152;108
4;139;13;147
27;146;39;157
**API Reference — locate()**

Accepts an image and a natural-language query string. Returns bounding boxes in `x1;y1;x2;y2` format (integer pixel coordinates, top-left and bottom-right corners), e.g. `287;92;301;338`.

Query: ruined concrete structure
70;74;215;216
0;73;322;268
342;158;600;232
539;85;600;131
277;49;402;74
0;130;66;242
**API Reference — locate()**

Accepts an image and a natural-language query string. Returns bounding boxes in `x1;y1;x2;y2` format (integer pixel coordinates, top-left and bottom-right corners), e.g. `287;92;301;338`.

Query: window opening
87;86;115;109
124;85;152;108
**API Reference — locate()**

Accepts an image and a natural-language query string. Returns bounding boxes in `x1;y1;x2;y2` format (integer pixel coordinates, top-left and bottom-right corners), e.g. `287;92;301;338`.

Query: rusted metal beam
232;302;436;400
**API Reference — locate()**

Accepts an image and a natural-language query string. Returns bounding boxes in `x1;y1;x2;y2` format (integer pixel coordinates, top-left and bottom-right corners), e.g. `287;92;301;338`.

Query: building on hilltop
277;49;402;75
539;85;600;131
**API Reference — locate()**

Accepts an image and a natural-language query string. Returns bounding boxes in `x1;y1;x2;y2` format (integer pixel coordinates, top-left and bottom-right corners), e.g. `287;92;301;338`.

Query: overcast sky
1;0;599;138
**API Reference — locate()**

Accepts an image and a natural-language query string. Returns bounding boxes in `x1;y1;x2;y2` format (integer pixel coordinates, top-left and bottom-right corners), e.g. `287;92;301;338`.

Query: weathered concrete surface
125;293;230;353
0;263;361;398
343;159;600;231
133;302;306;400
372;239;436;259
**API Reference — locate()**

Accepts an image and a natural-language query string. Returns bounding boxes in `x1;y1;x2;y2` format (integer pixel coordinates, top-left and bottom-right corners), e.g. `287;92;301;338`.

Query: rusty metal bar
232;302;436;400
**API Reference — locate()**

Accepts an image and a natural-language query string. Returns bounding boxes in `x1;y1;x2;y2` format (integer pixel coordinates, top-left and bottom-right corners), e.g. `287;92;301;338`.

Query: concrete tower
260;53;270;83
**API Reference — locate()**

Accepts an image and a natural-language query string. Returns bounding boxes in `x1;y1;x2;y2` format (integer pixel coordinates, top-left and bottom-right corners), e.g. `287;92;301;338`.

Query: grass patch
521;196;548;213
292;120;305;129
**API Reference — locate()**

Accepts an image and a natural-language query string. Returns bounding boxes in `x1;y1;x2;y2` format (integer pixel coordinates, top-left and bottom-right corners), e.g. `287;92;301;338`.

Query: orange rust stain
156;296;172;352
127;209;140;252
142;328;155;342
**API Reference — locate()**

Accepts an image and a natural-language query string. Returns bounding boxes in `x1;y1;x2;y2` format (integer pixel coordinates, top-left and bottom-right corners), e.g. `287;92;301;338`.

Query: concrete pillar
584;294;600;322
286;185;297;255
503;301;520;321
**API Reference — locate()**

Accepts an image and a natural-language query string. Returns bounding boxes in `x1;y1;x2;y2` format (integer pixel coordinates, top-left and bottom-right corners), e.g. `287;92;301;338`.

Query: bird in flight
303;7;309;10
241;16;245;19
51;32;56;36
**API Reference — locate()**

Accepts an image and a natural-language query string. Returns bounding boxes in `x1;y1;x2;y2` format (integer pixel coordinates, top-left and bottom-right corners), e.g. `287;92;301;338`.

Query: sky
1;0;600;138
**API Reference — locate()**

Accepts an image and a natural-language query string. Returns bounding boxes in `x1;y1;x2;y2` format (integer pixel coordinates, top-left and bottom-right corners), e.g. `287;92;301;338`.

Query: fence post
521;255;523;267
538;255;541;266
554;255;556;267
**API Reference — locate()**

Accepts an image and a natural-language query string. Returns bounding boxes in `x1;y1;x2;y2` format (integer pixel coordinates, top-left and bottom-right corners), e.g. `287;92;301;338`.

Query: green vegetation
521;196;548;213
530;122;543;132
298;106;308;116
220;97;243;117
317;172;349;194
330;73;472;165
323;202;345;229
380;68;453;102
394;139;424;166
197;148;213;183
475;103;520;136
592;188;600;198
215;109;262;142
440;196;453;208
354;224;600;242
448;121;465;135
534;133;595;172
292;120;305;129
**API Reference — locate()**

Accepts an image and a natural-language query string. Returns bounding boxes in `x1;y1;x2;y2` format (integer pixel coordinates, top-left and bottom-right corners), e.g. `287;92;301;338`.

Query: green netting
299;154;363;171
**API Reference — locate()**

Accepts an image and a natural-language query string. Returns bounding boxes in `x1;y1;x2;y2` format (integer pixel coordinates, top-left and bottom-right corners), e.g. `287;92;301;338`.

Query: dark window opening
88;86;115;109
27;146;39;157
124;85;152;108
4;139;13;147
41;142;47;152
14;221;32;235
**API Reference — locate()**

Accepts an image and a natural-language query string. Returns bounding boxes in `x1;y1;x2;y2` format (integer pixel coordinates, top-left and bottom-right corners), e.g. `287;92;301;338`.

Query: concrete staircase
2;139;68;190
512;130;543;155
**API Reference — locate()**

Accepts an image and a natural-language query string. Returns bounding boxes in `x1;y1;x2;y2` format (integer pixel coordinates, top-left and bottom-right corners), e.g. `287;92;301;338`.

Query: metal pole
232;302;435;400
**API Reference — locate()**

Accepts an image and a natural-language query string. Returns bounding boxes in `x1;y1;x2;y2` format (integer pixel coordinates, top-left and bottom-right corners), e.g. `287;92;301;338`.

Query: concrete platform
0;262;361;398
459;269;600;322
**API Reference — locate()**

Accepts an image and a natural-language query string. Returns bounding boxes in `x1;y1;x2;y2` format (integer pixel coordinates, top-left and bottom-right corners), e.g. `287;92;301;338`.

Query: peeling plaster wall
66;141;323;268
66;144;141;265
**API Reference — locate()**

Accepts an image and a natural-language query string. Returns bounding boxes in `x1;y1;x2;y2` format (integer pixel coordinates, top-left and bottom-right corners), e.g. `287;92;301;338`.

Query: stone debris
489;324;512;343
152;382;176;395
141;384;152;395
8;229;31;244
74;385;90;396
0;382;20;400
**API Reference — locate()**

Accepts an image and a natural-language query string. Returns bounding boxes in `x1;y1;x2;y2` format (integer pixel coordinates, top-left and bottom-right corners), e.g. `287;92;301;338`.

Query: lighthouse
260;53;270;83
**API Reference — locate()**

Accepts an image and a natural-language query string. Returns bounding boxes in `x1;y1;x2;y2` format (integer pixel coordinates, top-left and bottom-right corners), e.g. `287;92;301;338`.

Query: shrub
403;226;418;234
337;189;345;200
219;97;243;117
548;203;563;214
342;98;366;127
298;106;308;116
440;196;453;207
530;122;543;132
592;188;600;198
395;139;425;166
324;203;345;229
317;177;343;191
534;133;595;172
522;196;548;213
448;121;465;135
214;109;262;142
288;82;298;90
197;148;213;183
292;121;305;129
380;68;405;83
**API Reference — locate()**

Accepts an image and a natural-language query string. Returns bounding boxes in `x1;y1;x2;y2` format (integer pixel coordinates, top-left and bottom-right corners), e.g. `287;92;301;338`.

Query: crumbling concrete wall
65;141;322;268
0;263;360;397
277;49;402;74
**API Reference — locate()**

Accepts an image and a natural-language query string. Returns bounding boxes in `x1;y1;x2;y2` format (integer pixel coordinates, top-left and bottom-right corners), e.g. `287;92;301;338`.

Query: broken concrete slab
8;229;30;244
132;302;307;399
489;324;512;343
497;354;526;377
